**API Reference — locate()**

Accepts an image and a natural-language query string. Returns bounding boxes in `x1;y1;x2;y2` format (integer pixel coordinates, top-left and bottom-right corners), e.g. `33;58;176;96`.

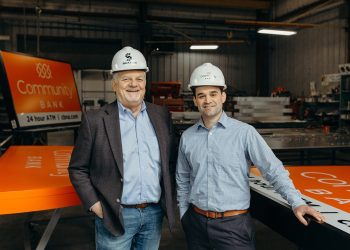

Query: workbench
259;128;350;164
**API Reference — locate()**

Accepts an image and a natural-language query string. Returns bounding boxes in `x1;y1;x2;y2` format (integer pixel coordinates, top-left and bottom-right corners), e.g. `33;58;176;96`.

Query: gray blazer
68;101;176;236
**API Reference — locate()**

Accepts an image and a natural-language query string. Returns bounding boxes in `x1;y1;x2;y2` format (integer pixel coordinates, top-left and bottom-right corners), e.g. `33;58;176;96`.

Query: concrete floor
0;206;298;250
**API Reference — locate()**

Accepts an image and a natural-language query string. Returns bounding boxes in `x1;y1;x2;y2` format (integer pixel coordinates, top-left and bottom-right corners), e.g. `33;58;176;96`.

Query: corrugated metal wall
274;0;321;17
149;44;256;95
5;23;257;95
269;2;347;97
1;1;259;97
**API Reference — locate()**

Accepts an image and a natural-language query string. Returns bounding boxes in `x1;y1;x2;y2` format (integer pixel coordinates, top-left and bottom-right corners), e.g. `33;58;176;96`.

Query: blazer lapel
103;102;124;176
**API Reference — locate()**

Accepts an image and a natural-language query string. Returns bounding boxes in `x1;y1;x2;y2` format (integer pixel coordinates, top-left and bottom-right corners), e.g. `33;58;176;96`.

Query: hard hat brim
110;67;149;74
188;84;227;91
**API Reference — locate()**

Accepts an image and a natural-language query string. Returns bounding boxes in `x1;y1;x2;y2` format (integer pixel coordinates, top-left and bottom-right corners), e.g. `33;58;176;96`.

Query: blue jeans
95;204;164;250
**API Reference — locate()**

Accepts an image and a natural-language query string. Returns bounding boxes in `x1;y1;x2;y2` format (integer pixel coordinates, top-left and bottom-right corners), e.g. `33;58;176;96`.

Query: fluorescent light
0;35;10;40
258;29;296;36
190;45;219;50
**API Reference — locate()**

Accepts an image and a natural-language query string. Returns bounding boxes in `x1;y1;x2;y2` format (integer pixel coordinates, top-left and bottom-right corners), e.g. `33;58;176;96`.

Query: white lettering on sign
25;156;42;168
249;174;350;234
39;100;64;109
305;189;333;195
325;198;350;205
301;172;350;187
49;150;71;177
16;80;73;99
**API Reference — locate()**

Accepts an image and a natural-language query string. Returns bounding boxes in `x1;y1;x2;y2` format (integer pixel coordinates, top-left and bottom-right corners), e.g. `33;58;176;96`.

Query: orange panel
0;146;80;215
251;166;350;213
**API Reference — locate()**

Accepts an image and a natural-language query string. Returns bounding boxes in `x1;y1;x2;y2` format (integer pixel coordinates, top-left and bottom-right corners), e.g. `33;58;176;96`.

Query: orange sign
288;166;350;213
0;146;80;215
251;166;350;213
0;51;81;128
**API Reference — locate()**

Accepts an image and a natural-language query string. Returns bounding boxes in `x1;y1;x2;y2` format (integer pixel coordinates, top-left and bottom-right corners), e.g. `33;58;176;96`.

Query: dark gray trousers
181;206;256;250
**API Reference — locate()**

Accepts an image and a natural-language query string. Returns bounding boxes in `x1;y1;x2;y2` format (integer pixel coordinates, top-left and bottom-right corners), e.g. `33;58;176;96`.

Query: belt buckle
137;203;148;209
209;211;221;219
206;211;213;218
216;212;224;218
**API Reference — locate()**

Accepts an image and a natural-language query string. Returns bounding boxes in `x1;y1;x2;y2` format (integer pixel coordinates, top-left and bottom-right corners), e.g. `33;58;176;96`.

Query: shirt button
116;198;120;203
120;178;123;182
209;132;212;135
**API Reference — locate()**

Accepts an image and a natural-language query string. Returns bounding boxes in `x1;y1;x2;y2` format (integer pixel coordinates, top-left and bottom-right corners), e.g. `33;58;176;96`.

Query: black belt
121;203;157;209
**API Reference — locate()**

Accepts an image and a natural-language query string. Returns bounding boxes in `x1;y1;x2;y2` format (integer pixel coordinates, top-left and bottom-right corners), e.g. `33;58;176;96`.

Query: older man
69;46;175;250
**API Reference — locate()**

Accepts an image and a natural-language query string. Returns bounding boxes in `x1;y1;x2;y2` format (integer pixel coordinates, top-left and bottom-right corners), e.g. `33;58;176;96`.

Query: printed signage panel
250;166;350;235
0;146;80;214
288;166;350;213
0;51;81;128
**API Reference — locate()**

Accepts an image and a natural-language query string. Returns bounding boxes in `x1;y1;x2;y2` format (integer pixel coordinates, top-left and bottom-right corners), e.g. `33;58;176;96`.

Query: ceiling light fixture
258;29;297;36
190;45;219;50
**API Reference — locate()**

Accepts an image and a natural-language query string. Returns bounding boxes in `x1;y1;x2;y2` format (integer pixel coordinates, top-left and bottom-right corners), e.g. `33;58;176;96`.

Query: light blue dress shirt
118;101;161;205
176;112;305;218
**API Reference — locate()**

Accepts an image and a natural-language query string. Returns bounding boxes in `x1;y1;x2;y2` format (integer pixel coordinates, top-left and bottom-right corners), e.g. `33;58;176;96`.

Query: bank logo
36;63;52;79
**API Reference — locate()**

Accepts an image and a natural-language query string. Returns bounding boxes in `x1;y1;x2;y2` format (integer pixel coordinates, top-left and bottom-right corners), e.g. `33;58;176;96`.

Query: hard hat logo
200;72;216;81
123;52;134;65
188;63;227;90
111;46;149;73
125;53;132;62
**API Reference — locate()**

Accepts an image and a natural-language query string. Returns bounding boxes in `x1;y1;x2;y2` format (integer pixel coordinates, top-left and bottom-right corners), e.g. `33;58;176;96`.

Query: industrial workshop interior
0;0;350;249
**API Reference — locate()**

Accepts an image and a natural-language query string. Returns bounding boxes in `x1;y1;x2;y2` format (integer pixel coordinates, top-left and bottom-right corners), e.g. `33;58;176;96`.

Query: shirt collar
195;111;229;130
117;101;146;112
117;101;146;114
218;111;229;128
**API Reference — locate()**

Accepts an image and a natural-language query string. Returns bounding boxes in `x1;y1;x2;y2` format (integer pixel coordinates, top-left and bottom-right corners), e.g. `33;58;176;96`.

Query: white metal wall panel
269;7;347;96
149;44;256;95
274;0;321;18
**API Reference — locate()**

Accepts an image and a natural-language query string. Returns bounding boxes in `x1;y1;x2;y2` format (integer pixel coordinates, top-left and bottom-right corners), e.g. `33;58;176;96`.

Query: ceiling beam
225;19;316;29
0;6;137;20
145;39;245;44
129;0;270;10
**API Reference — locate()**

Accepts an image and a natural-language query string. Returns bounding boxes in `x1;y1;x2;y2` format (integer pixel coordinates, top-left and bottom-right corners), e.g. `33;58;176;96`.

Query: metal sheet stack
233;97;292;123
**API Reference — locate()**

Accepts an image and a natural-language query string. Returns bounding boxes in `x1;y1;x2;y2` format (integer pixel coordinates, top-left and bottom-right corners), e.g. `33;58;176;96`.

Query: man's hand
293;205;325;226
91;201;103;219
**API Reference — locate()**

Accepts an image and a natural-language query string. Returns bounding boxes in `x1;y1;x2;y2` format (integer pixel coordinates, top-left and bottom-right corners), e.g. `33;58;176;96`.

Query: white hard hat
111;46;149;74
188;63;227;90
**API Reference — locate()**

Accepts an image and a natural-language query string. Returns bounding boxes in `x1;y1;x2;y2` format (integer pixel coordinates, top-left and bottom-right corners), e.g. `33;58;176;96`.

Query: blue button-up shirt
118;101;161;205
176;112;305;218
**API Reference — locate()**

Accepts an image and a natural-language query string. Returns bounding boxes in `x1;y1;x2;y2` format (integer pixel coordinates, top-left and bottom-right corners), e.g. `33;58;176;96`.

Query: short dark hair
191;86;225;97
